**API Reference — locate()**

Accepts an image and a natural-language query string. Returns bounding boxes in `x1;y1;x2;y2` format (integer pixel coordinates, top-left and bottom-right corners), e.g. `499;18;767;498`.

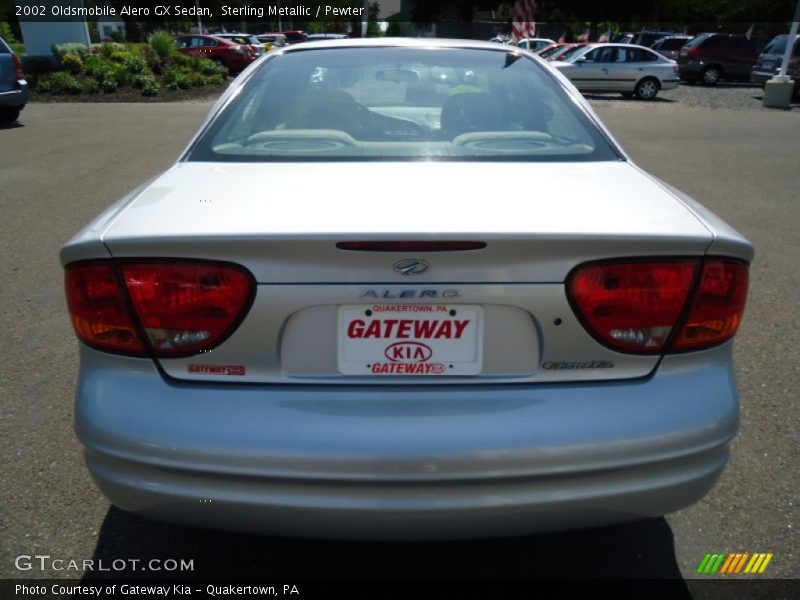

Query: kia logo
393;258;429;276
385;342;433;363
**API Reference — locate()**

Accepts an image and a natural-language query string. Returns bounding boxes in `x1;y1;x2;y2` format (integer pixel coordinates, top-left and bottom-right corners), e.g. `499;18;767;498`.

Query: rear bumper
0;80;29;109
660;78;680;90
75;344;740;539
677;62;704;80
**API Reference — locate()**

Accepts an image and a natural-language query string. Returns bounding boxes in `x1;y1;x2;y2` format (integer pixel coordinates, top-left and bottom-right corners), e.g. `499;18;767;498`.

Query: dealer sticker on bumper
338;304;483;376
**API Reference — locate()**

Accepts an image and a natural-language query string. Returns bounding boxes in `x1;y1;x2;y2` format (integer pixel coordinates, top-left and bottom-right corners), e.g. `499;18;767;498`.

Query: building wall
18;21;91;58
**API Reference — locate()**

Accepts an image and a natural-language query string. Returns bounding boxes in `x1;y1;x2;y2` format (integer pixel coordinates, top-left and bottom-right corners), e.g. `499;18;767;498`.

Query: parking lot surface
0;96;797;581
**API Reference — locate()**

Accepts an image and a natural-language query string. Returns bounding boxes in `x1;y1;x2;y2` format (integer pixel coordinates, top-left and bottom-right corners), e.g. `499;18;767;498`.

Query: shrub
110;50;131;62
137;44;162;74
122;53;147;74
0;21;19;44
92;42;125;58
188;72;207;87
141;77;160;96
170;52;194;67
130;73;149;88
92;62;126;92
10;43;26;56
41;71;83;94
148;31;176;60
100;76;118;93
83;54;104;76
198;59;227;77
61;53;83;74
53;42;90;59
205;74;225;86
163;67;192;90
84;79;101;94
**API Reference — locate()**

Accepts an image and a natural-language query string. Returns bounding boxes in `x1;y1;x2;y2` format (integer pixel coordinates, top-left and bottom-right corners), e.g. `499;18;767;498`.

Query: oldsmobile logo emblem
393;258;429;276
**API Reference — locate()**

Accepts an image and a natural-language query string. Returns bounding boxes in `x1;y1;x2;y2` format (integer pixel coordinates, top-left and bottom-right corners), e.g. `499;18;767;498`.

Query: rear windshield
763;35;799;55
685;33;713;48
658;38;688;51
187;47;619;163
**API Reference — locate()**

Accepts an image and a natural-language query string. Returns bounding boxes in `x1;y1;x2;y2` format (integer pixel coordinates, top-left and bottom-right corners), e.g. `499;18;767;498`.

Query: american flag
577;28;590;42
558;30;566;43
598;29;611;43
511;0;537;44
745;23;754;40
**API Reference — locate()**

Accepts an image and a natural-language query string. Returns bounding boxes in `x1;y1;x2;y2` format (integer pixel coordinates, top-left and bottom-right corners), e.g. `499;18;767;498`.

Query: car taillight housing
12;53;24;80
65;260;255;357
567;258;748;354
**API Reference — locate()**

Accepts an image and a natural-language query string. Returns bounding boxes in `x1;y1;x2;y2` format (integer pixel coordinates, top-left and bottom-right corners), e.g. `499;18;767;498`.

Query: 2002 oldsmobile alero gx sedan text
61;38;752;540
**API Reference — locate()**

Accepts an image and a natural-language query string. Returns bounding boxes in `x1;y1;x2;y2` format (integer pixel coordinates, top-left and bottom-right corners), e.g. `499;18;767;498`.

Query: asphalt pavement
0;98;797;584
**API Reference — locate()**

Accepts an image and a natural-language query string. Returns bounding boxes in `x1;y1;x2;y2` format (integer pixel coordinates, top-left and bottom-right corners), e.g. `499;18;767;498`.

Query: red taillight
65;263;146;355
672;260;748;351
567;260;698;353
12;53;24;80
686;47;701;59
65;261;255;357
567;258;748;354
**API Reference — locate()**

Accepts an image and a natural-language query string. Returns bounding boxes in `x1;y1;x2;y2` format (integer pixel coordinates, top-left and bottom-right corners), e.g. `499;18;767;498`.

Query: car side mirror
574;56;586;64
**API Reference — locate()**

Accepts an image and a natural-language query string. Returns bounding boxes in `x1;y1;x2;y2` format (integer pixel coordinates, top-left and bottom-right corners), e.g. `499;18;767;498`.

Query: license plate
338;304;483;376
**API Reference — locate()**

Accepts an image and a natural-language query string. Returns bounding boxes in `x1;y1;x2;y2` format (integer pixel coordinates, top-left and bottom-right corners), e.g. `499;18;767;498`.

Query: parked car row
174;30;349;75
532;32;800;99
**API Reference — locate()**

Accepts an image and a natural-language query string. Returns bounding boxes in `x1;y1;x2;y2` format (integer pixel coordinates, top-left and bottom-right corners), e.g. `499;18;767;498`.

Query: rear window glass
188;47;619;163
686;33;715;48
659;38;688;51
763;35;800;55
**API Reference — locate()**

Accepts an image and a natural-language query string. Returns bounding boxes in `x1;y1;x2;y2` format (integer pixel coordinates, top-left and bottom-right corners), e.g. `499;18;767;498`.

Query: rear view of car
751;34;800;87
651;36;691;61
0;36;28;123
175;34;258;74
62;39;752;540
678;33;767;84
214;33;266;57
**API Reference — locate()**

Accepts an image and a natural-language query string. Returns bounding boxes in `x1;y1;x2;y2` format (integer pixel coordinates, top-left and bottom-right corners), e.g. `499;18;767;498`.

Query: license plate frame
337;304;483;376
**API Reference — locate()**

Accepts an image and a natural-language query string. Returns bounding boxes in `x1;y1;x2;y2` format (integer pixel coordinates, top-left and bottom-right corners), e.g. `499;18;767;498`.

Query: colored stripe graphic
699;552;774;574
719;554;736;574
733;552;749;573
697;554;713;574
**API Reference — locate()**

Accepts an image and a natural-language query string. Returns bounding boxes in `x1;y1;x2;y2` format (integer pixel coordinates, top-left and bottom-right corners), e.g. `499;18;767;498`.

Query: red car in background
175;34;258;74
279;30;308;44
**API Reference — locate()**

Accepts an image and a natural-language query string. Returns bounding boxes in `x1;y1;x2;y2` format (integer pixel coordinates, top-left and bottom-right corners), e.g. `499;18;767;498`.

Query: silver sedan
61;38;751;540
552;43;680;100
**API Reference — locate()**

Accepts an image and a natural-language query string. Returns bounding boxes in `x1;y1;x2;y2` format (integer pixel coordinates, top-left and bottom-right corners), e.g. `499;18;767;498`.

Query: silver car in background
553;43;680;100
62;38;752;540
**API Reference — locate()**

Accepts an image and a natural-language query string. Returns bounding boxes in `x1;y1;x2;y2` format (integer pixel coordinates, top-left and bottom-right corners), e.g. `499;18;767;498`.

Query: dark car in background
750;34;800;87
175;34;258;74
0;36;28;123
633;31;678;48
651;36;692;61
678;33;767;85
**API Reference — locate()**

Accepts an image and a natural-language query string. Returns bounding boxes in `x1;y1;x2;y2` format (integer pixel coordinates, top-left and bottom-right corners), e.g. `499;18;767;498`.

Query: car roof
281;37;539;53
